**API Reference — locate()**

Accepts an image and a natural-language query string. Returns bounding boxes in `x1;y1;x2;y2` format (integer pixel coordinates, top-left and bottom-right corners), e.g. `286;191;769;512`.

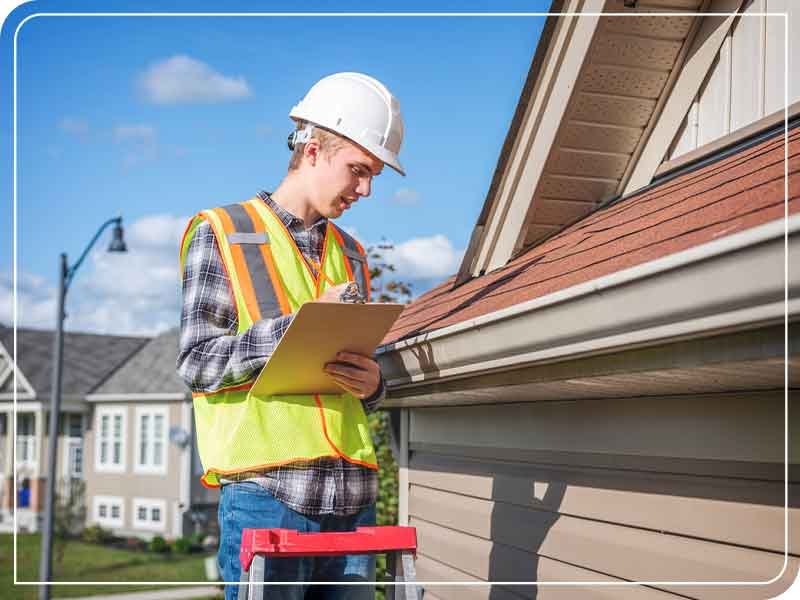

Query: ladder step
240;526;417;572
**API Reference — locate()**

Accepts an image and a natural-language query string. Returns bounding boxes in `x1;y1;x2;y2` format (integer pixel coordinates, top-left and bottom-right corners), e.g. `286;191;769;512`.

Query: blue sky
1;0;549;335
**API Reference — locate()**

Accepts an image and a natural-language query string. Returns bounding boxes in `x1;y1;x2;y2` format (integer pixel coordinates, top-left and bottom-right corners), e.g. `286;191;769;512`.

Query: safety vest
179;196;378;488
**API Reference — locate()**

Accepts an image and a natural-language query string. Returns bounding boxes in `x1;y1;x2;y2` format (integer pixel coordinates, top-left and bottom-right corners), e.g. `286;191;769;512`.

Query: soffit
521;0;704;249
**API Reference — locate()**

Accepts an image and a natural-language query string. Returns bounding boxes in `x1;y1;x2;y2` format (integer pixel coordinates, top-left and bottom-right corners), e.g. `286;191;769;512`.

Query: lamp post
38;217;127;600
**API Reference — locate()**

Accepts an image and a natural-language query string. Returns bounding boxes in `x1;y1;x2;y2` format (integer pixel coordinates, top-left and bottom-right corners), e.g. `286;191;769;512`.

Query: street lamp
38;217;127;600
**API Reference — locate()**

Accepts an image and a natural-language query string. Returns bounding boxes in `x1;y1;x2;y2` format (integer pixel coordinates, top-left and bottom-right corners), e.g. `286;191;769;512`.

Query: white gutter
377;214;799;389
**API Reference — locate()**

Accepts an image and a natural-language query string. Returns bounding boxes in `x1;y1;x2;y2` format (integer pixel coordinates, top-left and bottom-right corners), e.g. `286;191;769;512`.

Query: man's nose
356;177;372;198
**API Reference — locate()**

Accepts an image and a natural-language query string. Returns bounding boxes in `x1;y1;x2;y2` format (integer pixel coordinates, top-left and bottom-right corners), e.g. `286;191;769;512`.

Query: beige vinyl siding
668;0;800;160
407;391;797;598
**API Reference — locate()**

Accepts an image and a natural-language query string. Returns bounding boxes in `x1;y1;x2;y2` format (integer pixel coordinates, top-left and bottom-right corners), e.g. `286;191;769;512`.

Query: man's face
308;138;384;219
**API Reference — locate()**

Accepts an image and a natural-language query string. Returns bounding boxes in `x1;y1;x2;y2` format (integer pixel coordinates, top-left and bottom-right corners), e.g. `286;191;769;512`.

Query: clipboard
250;301;405;396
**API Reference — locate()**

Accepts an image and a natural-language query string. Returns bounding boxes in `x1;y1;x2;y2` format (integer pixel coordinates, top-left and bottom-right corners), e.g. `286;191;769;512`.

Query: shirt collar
258;191;328;231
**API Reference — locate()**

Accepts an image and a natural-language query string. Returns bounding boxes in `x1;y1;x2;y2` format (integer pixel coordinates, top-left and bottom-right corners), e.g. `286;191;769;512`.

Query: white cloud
59;117;89;137
388;188;420;204
0;271;58;330
138;55;252;104
373;234;463;281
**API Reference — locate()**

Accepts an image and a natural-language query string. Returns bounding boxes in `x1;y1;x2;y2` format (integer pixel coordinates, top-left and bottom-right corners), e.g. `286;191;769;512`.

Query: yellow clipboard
250;301;405;396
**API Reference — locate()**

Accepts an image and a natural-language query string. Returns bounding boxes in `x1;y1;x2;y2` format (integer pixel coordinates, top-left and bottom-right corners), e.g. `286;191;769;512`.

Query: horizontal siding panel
410;393;786;464
411;516;796;600
409;455;794;554
415;554;681;600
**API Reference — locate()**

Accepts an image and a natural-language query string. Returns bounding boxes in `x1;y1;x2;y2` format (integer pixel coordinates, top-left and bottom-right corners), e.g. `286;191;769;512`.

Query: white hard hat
289;72;405;176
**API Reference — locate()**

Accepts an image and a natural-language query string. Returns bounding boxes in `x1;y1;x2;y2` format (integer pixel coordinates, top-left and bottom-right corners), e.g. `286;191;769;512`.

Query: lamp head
108;219;127;253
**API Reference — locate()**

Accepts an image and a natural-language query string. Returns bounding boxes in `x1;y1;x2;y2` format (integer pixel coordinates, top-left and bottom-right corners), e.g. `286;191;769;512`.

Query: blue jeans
218;481;376;600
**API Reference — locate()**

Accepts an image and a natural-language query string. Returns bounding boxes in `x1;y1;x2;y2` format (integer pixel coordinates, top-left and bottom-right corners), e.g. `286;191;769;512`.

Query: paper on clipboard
250;301;405;396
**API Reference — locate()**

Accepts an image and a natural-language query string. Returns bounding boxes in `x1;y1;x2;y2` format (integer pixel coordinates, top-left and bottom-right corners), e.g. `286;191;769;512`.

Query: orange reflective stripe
312;225;337;297
213;208;262;322
242;201;292;316
329;226;356;283
314;394;378;470
353;238;372;303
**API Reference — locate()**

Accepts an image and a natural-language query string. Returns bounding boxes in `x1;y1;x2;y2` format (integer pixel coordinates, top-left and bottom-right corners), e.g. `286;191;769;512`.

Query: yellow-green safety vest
179;196;378;488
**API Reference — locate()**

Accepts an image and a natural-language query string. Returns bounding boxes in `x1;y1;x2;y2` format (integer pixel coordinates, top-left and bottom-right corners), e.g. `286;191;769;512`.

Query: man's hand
323;351;381;399
317;283;349;303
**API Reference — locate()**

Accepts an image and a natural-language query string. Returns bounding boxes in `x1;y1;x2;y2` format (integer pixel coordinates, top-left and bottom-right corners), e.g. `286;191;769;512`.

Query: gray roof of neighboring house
0;324;149;397
92;328;187;395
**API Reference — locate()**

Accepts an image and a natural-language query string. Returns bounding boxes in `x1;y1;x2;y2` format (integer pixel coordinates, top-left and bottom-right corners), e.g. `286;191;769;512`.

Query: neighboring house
377;1;799;598
0;325;148;532
84;328;219;540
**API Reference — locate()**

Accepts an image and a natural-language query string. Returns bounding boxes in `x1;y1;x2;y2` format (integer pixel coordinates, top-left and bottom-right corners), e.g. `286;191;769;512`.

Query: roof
0;326;149;397
91;328;186;395
456;0;709;282
383;126;799;346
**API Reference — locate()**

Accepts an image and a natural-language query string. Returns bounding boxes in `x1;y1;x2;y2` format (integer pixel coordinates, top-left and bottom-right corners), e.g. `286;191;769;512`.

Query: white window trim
134;405;169;475
94;407;126;473
93;495;124;528
132;497;167;532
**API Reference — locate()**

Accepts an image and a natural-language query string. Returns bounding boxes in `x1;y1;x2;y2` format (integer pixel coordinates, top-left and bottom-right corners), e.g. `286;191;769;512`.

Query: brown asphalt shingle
384;128;800;346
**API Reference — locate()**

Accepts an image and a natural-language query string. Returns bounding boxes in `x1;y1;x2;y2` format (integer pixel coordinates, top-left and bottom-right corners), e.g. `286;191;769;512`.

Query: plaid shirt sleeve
176;221;294;393
177;219;387;410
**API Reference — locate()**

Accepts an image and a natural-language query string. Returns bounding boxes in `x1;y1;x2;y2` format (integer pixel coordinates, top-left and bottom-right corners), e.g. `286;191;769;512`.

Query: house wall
407;390;798;599
669;0;800;159
84;401;185;539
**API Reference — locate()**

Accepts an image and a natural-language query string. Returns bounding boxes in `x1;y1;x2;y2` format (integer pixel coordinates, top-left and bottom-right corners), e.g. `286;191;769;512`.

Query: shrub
81;524;113;545
173;537;195;554
148;536;171;553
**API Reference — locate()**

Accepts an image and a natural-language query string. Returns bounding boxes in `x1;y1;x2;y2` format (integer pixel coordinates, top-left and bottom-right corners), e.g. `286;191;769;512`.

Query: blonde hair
287;120;347;171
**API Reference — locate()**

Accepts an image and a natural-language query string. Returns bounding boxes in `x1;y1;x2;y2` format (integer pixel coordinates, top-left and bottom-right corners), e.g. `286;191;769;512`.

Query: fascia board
377;214;799;389
473;1;605;277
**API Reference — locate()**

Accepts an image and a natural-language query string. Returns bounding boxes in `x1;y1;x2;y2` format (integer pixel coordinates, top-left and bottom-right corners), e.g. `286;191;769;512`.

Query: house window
95;408;125;473
132;498;166;532
65;439;83;478
135;406;168;474
93;495;124;528
61;413;83;438
16;413;36;467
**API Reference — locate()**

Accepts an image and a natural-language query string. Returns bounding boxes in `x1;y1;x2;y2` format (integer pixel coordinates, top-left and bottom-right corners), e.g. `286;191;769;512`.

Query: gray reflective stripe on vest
333;226;369;300
219;203;283;320
228;232;270;245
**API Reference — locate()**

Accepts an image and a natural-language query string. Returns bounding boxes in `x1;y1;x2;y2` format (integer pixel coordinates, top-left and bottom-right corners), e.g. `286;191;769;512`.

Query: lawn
0;533;219;599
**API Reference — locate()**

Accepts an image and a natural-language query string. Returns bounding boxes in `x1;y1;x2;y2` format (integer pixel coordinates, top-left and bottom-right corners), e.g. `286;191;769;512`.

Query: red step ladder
238;525;421;600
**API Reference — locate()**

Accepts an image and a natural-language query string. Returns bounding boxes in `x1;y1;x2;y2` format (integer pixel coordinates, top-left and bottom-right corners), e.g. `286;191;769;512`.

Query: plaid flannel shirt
177;191;383;516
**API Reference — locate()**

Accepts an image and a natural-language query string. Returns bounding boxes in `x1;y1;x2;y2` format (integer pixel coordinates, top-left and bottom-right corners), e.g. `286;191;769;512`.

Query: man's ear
303;138;321;166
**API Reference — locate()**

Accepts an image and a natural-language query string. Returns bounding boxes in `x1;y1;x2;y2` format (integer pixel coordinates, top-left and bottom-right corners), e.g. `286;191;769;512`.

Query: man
176;72;405;599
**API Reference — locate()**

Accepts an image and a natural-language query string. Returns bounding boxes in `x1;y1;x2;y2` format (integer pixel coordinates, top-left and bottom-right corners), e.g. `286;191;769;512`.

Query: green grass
1;534;218;599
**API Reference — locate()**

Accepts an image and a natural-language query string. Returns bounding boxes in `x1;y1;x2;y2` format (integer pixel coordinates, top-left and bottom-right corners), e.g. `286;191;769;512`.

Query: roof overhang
377;213;798;407
456;0;747;285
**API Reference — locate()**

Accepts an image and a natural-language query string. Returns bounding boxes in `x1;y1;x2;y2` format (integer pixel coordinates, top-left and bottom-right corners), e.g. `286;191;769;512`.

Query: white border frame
8;7;792;593
133;405;168;476
92;494;124;529
93;406;126;474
